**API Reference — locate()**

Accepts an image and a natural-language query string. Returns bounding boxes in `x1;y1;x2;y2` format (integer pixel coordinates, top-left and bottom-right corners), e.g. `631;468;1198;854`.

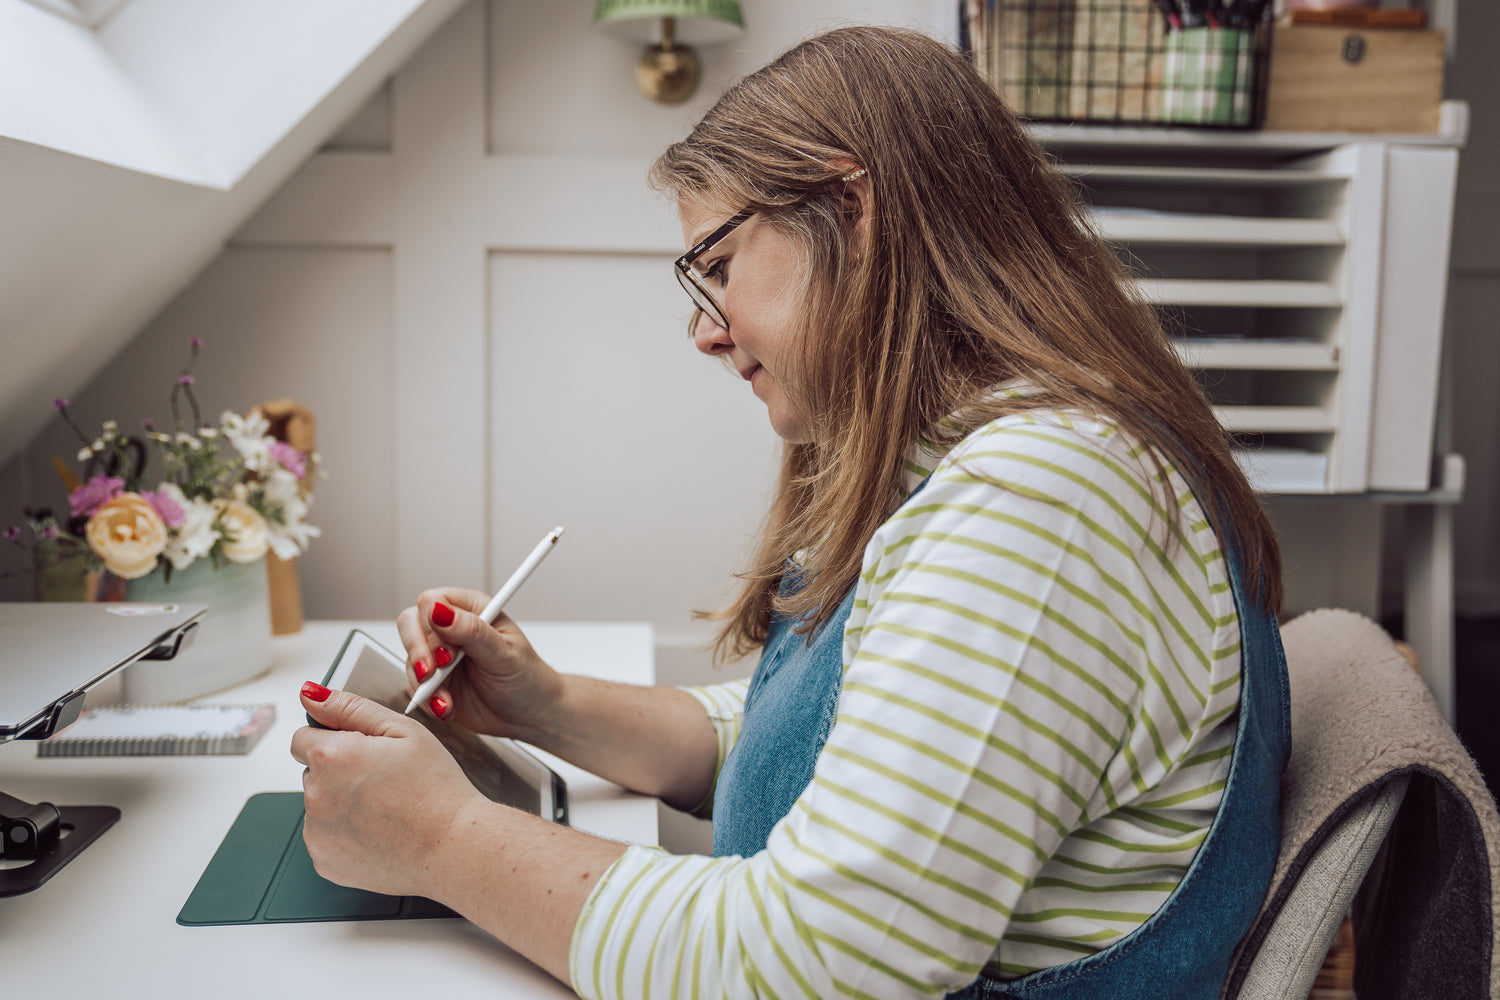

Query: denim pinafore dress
710;533;1290;1000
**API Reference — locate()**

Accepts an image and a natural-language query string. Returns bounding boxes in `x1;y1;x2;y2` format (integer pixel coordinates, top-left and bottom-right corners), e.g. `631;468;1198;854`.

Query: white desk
0;620;657;998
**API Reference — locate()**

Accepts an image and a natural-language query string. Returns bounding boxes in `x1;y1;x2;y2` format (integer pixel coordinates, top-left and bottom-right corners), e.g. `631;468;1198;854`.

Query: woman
293;25;1289;999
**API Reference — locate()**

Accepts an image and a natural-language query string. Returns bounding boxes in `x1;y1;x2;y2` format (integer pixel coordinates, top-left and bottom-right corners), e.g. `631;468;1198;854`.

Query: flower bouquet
7;339;320;588
6;339;322;701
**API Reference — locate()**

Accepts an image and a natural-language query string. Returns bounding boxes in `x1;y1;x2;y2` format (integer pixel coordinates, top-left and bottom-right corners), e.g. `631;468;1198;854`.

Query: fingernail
413;659;432;682
433;646;452;668
431;602;455;627
429;695;450;718
301;681;332;702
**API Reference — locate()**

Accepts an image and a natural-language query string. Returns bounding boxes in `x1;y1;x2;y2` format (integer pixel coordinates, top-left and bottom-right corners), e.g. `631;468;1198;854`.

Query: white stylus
403;526;565;715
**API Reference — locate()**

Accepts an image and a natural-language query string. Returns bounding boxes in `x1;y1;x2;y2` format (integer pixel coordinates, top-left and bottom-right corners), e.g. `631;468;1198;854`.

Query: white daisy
258;469;320;559
160;483;219;571
220;410;274;473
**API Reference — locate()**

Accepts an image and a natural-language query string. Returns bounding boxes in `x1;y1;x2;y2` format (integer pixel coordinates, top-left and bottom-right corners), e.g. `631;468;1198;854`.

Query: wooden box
1264;25;1445;133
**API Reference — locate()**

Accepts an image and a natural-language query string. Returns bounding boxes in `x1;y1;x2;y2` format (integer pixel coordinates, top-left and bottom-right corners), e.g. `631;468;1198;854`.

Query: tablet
179;630;570;926
319;629;567;824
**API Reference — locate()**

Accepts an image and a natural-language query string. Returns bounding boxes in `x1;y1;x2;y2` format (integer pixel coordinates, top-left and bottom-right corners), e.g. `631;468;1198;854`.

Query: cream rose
214;498;270;564
85;493;168;580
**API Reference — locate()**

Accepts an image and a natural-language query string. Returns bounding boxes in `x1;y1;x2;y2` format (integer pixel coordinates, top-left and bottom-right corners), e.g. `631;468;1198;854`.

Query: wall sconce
594;0;745;105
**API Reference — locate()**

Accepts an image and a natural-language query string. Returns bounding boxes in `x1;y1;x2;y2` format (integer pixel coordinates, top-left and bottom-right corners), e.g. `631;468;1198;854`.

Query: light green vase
122;558;273;702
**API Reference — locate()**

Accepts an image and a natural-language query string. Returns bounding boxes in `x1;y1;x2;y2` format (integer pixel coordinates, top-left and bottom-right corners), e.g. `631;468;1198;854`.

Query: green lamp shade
594;0;745;45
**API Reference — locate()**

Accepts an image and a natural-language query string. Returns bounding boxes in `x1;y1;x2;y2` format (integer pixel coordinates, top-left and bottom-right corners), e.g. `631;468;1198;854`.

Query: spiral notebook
37;703;276;757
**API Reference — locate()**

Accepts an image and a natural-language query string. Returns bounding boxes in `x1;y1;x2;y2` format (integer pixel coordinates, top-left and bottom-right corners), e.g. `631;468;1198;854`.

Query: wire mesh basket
959;0;1273;128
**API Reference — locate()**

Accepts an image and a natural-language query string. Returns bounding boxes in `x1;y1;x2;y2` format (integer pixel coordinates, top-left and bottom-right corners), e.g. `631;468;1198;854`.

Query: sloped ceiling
0;0;466;464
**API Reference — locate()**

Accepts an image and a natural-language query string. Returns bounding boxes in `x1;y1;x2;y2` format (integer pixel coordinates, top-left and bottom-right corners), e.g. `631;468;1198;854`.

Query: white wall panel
1264;497;1382;619
389;1;491;606
486;250;780;643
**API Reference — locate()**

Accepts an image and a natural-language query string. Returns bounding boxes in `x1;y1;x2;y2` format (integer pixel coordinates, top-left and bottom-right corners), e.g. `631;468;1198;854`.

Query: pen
403;526;565;716
1153;0;1182;31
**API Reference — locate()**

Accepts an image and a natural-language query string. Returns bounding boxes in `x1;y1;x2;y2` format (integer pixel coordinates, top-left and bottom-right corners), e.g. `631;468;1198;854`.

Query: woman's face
679;199;813;444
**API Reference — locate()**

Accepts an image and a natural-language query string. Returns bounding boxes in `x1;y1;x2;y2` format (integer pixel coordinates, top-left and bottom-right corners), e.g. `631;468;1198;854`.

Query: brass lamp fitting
636;18;700;105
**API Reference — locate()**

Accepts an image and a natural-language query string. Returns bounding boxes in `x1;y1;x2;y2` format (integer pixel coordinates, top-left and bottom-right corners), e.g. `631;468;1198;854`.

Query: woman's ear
830;160;872;258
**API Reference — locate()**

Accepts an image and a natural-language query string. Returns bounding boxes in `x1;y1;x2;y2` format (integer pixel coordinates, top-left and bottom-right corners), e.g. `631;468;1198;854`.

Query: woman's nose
692;310;732;355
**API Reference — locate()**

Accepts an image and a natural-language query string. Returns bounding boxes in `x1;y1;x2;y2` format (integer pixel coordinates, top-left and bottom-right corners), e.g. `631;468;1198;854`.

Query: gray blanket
1225;608;1500;998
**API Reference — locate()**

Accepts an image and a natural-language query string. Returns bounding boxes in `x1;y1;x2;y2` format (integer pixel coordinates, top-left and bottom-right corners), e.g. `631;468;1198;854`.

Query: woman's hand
290;682;482;899
397;587;721;809
292;680;628;985
396;588;565;741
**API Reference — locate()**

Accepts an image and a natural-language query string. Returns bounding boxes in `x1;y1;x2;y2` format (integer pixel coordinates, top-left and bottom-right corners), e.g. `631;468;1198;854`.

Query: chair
1222;609;1500;1000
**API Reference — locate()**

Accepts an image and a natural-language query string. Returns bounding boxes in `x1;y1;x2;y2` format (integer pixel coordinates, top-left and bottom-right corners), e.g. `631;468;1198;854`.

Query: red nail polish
413;660;432;682
433;646;452;668
301;681;332;702
431;602;455;627
429;695;450;718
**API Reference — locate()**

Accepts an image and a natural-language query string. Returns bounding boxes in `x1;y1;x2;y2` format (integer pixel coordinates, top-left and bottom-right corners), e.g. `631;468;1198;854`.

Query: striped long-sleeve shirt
569;407;1243;999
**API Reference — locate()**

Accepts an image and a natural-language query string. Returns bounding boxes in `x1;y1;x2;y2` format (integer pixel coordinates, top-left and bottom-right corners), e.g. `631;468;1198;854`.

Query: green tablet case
177;792;456;925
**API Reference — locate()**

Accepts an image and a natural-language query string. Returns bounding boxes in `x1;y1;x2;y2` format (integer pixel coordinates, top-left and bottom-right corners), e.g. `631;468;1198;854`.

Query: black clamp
0;792;61;861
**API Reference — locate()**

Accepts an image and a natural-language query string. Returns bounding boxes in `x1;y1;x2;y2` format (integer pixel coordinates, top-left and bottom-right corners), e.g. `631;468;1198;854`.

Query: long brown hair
652;26;1281;662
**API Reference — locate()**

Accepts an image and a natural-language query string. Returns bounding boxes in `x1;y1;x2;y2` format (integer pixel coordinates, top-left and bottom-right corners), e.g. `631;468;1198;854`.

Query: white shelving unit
1028;107;1468;719
1035;108;1465;496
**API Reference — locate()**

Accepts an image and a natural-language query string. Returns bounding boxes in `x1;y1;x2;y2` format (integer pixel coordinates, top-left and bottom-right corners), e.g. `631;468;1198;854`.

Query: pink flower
68;474;125;519
268;441;306;479
141;488;186;529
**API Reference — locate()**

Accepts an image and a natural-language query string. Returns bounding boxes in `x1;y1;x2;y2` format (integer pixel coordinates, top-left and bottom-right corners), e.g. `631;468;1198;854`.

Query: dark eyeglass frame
674;210;753;332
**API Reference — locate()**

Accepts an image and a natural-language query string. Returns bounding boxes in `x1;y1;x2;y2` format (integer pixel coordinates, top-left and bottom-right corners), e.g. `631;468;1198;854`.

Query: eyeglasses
674;210;752;332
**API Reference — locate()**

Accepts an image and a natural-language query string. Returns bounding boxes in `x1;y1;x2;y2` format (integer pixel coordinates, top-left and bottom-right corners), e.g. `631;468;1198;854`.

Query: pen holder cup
1161;27;1255;126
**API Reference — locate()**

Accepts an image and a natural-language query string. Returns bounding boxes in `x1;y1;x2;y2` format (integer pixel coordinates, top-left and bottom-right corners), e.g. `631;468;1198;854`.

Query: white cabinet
1025;110;1468;719
1030;112;1464;495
